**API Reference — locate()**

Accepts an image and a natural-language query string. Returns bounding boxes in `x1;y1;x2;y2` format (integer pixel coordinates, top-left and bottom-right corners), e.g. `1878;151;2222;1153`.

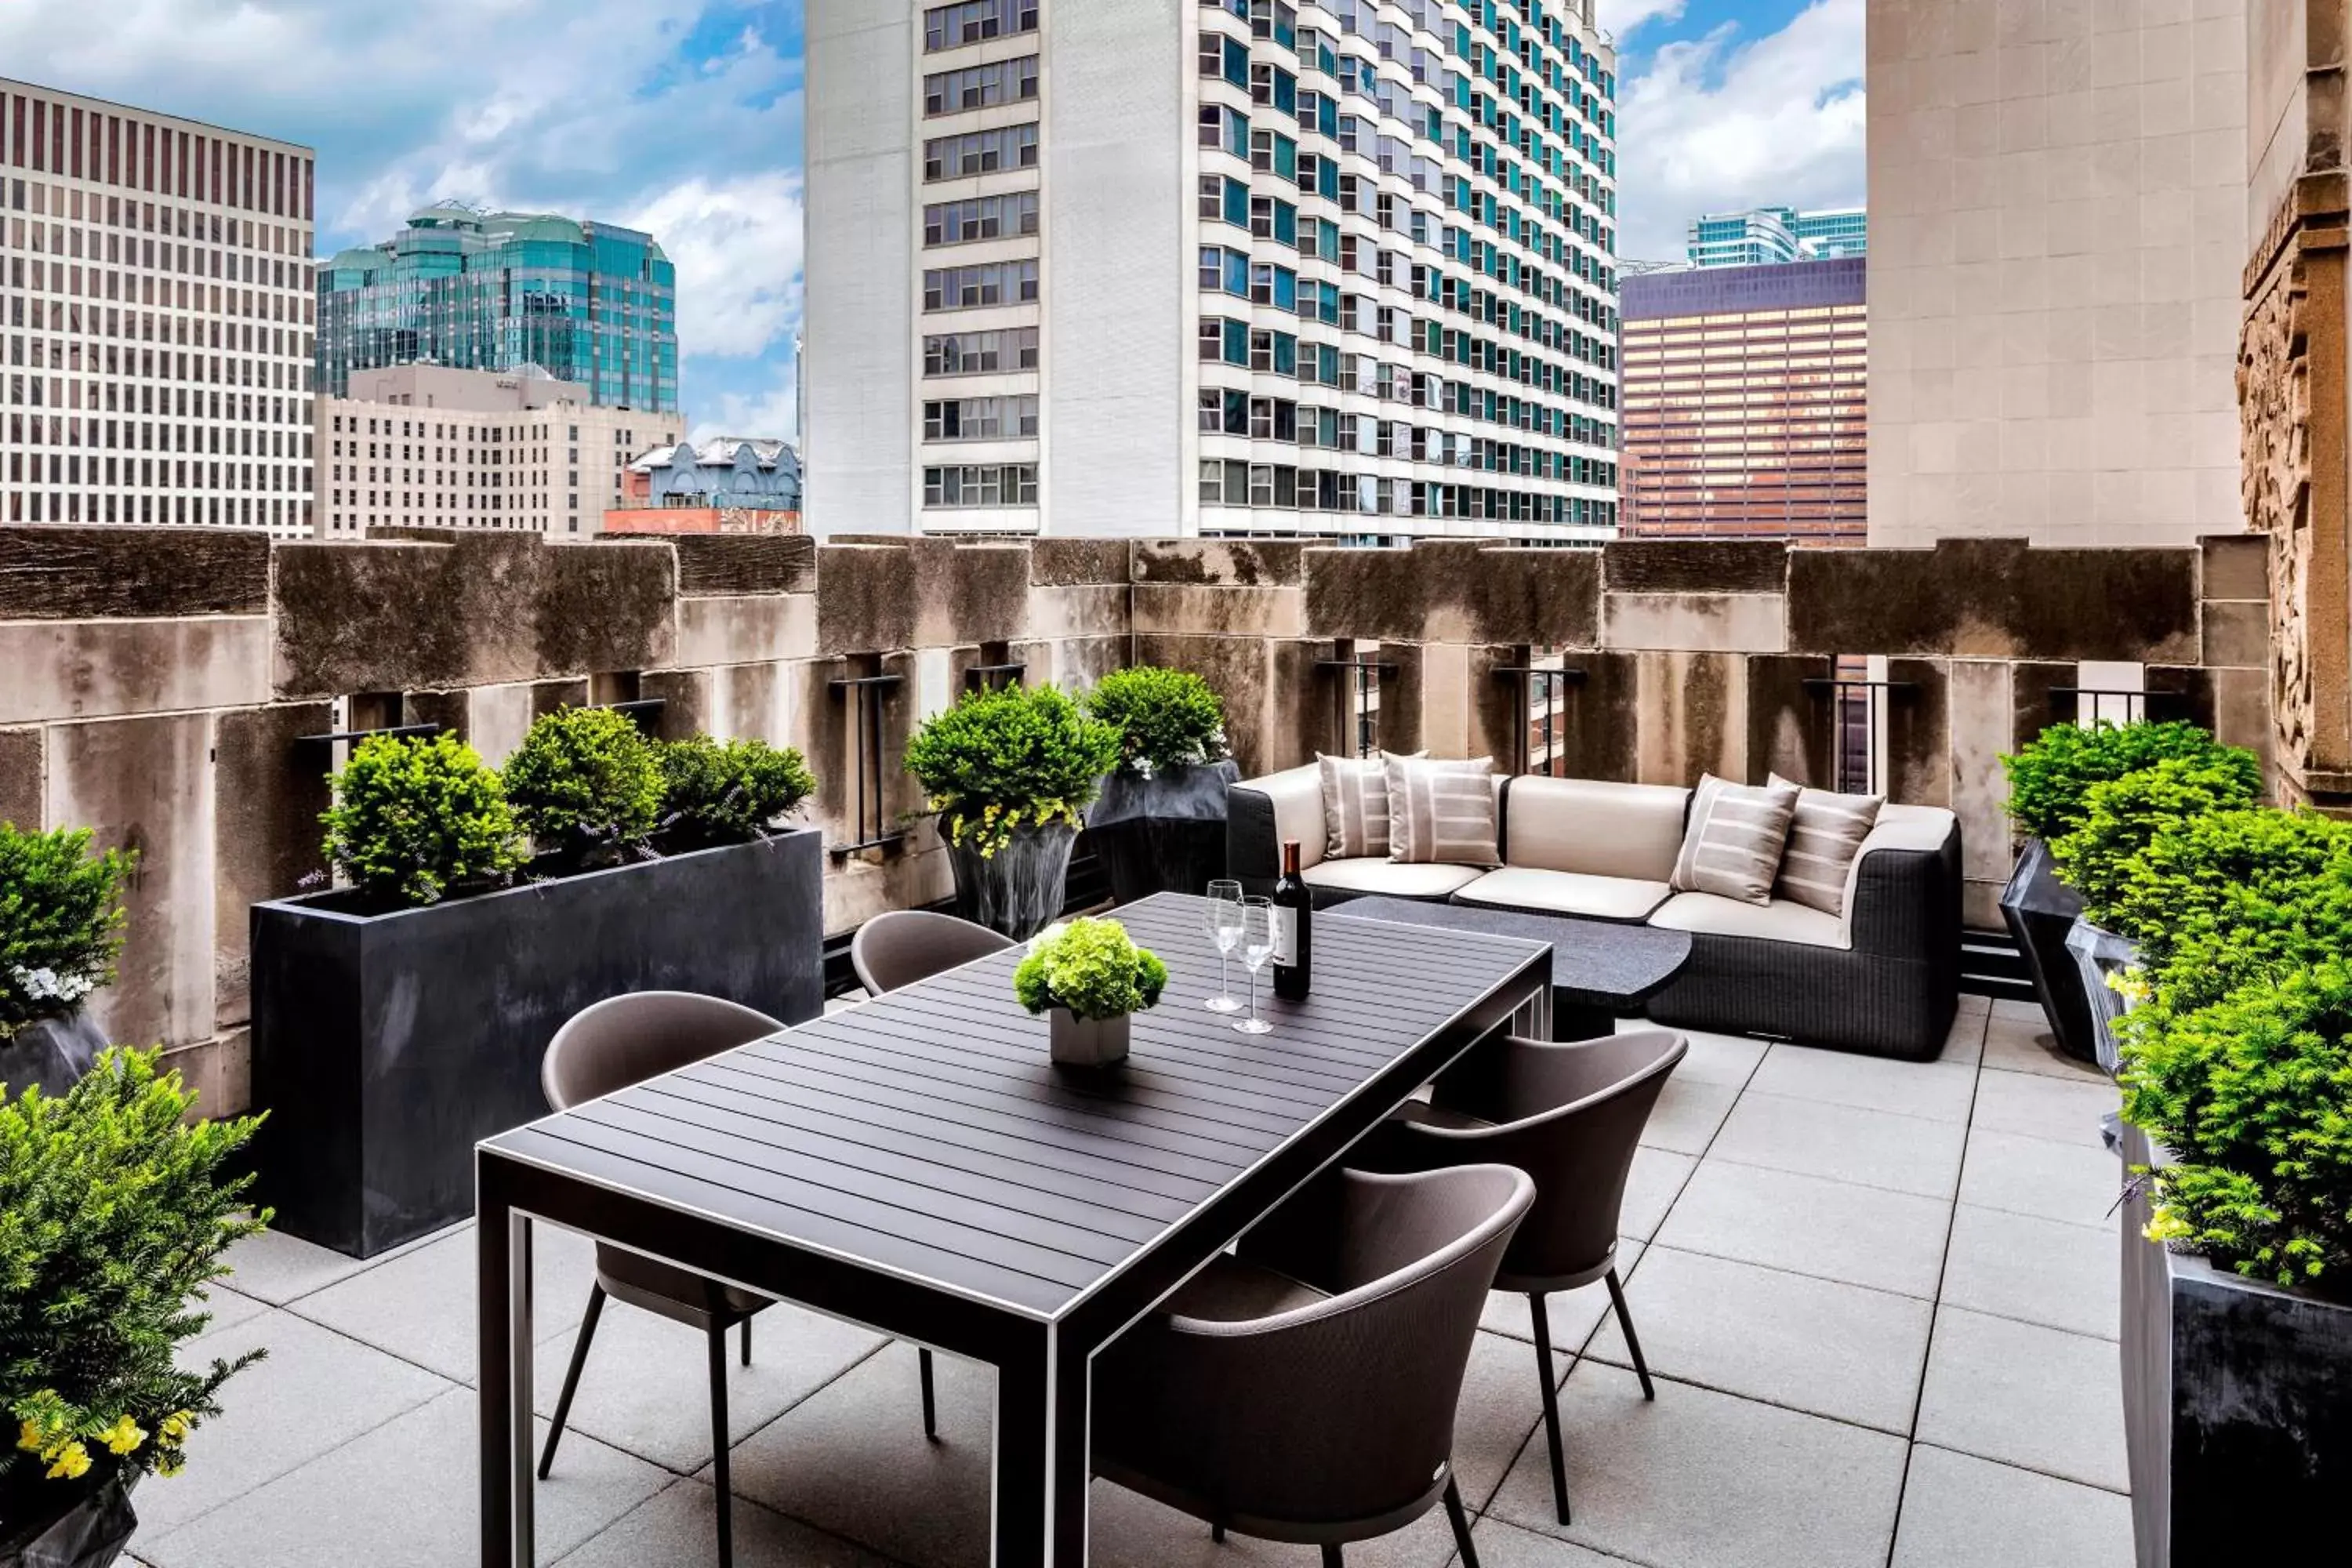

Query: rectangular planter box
2121;1122;2352;1566
250;829;823;1258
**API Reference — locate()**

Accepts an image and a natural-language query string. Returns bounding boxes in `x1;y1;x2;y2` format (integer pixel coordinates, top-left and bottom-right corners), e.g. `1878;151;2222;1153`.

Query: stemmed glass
1235;895;1276;1036
1203;880;1244;1013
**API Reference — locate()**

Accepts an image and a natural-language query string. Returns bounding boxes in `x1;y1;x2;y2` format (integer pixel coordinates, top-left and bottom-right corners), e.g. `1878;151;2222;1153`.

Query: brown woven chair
1375;1026;1686;1526
849;909;1013;997
1093;1163;1534;1566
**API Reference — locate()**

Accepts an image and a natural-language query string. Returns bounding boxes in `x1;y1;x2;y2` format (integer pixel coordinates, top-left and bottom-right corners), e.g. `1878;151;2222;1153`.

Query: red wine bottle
1272;840;1312;1001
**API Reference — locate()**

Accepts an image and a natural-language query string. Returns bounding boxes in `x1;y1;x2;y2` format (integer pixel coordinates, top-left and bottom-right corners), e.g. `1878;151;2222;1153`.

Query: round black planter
1998;837;2100;1062
0;1011;110;1100
947;821;1076;941
0;1461;138;1568
1084;760;1240;906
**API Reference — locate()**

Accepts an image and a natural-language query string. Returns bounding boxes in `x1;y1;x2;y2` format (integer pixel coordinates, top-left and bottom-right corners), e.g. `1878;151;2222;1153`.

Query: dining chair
1374;1025;1686;1527
1091;1163;1535;1566
848;908;1014;997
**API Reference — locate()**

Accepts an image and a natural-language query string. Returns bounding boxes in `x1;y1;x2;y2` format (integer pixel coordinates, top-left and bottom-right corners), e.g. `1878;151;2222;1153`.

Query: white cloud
693;378;801;445
1611;0;1866;263
631;172;805;361
1597;0;1689;41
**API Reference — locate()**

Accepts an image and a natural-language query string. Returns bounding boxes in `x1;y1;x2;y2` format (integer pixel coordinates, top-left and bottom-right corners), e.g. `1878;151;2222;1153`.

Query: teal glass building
316;203;679;412
1687;205;1867;269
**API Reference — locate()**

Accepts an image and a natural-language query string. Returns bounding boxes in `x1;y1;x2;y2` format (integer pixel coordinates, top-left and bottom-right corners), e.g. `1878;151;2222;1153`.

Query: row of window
923;191;1039;248
923;260;1039;313
6;492;305;528
924;122;1039;182
924;0;1036;52
1196;387;1614;451
1196;314;1616;417
922;462;1037;507
923;326;1039;376
6;175;308;253
1196;460;1618;524
923;55;1039;117
922;394;1038;441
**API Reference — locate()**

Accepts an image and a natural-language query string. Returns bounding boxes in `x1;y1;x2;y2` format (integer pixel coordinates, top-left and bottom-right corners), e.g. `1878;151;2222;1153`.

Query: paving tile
1972;1070;2118;1148
1468;1517;1630;1565
142;1386;667;1568
1706;1093;1966;1200
1891;1444;2133;1568
1584;1246;1933;1434
1618;1145;1695;1240
1748;1045;1979;1123
1655;1160;1953;1300
1940;1204;2118;1341
1657;1027;1767;1088
1988;997;2044;1025
1635;1077;1739;1156
191;1285;269;1338
1915;1308;2128;1493
1982;1011;2111;1082
1957;992;1991;1017
140;1310;453;1539
1450;1330;1579;1507
1090;1479;1459;1568
1937;1008;1987;1067
551;1478;902;1567
533;1294;887;1474
218;1224;442;1306
293;1219;600;1384
1481;1241;1646;1351
1958;1126;2129;1228
1487;1362;1908;1568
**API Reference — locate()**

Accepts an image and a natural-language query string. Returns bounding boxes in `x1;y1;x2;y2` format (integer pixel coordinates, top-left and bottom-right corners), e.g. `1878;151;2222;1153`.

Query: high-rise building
316;204;678;414
1687;205;1867;268
312;363;681;537
806;0;1624;542
0;78;318;534
1619;256;1867;541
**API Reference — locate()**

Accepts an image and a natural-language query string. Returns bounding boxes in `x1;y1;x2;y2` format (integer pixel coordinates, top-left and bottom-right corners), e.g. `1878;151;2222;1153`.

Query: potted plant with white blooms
1014;917;1167;1067
0;824;133;1099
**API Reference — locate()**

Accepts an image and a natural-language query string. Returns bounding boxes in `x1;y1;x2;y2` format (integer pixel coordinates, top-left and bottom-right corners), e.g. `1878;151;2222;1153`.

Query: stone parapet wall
0;527;2270;1113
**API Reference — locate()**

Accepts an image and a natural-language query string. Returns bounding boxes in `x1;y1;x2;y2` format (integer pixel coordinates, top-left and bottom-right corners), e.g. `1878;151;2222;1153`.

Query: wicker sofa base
1644;935;1957;1062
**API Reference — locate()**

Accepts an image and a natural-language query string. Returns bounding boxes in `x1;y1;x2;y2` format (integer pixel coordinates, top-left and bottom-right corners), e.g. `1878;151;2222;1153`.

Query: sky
0;0;1858;438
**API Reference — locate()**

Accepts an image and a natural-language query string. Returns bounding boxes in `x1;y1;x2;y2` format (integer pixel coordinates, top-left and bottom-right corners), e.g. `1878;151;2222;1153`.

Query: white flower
9;967;94;1004
1025;922;1070;956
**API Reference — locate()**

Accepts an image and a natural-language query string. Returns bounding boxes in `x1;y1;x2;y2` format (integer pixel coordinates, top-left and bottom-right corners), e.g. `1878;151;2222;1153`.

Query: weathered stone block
1744;655;1835;788
1012;635;1129;692
1604;539;1789;594
1886;659;1953;808
677;592;818;666
1132;633;1285;776
1604;593;1788;654
529;679;589;718
466;684;534;767
1303;543;1601;646
0;526;269;619
0;617;271;725
2009;661;2080;750
1951;660;2018;889
652;533;815;597
212;704;332;1031
2200;533;2270;603
1031;538;1131;586
164;1028;251;1120
1634;652;1744;786
2202;600;2270;670
638;670;712;741
1789;539;2201;662
1415;643;1474;760
1025;585;1132;641
1370;643;1425;758
711;661;792;745
2147;667;2221;735
401;691;471;745
1550;652;1639;784
1132;540;1305;586
795;660;855;850
1465;644;1529;769
815;539;1031;655
1134;583;1304;638
0;728;40;829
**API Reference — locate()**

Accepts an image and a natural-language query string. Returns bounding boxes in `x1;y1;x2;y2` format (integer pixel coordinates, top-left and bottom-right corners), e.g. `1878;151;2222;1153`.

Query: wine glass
1203;879;1243;1014
1236;895;1276;1036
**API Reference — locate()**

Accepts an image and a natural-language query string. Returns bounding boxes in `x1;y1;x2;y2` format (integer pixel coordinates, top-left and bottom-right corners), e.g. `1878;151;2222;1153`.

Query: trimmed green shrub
2049;753;2264;927
322;732;524;907
2002;720;2253;842
1014;918;1169;1021
904;684;1123;858
659;736;817;848
2;1048;268;1488
1083;667;1229;775
0;826;133;1038
502;706;666;856
2109;808;2352;1014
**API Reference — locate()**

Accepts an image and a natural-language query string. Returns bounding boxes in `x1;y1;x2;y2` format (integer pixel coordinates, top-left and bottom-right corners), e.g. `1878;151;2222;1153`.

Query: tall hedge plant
904;684;1123;858
2002;719;2252;843
0;826;133;1038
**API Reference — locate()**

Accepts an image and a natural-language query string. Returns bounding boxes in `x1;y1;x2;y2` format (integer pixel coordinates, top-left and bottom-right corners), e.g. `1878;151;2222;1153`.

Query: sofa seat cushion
1301;857;1486;901
1648;891;1849;951
1501;776;1690;882
1453;866;1673;923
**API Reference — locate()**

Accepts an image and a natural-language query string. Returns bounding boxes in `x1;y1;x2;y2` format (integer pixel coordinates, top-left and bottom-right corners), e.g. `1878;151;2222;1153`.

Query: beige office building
1867;0;2248;546
314;364;683;537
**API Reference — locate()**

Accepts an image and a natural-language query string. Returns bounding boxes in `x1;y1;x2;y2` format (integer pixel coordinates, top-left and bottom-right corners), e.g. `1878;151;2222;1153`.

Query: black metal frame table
1331;897;1693;1042
477;891;1548;1567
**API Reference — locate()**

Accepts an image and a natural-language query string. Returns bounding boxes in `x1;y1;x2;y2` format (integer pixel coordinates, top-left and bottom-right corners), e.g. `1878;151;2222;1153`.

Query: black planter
2067;917;2140;1073
0;1012;109;1100
947;822;1075;940
1085;760;1240;906
2000;837;2099;1062
0;1462;137;1568
250;829;823;1258
2120;1123;2352;1566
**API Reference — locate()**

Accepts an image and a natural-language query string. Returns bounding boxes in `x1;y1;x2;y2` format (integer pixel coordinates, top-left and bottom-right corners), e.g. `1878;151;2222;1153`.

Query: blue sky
0;0;1858;437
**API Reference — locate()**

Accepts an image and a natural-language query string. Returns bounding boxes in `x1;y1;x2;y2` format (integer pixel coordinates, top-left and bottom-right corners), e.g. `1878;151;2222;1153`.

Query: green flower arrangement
502;706;666;858
903;684;1123;858
321;733;524;907
1083;666;1230;775
659;736;818;848
1014;918;1169;1022
0;825;134;1039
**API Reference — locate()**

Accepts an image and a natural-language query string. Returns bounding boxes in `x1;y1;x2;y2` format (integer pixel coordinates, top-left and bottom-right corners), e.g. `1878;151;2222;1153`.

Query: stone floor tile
141;1386;667;1568
141;1310;453;1539
1468;1517;1631;1565
1487;1362;1907;1568
293;1220;599;1385
1635;1077;1739;1156
1890;1445;2133;1568
532;1295;887;1474
1958;1126;2129;1228
1655;1160;1953;1299
1584;1246;1933;1434
193;1285;270;1338
1748;1046;1979;1123
218;1225;439;1307
1988;997;2044;1024
1937;1008;1987;1067
1450;1330;1577;1506
1656;1027;1767;1088
1089;1480;1459;1568
1957;992;1992;1016
1982;1012;2110;1082
1480;1242;1646;1351
1916;1308;2128;1493
551;1478;903;1567
1618;1145;1695;1240
1940;1204;2118;1340
1971;1070;2118;1148
1706;1094;1966;1199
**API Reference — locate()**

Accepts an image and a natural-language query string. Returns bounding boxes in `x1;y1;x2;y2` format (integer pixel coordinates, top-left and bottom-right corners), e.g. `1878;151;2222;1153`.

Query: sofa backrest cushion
1501;777;1692;883
1319;752;1403;860
1671;774;1802;907
1767;774;1884;916
1384;755;1501;866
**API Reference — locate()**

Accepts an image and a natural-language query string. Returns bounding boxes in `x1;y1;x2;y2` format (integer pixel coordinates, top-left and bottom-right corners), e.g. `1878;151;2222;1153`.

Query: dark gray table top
1334;897;1693;1009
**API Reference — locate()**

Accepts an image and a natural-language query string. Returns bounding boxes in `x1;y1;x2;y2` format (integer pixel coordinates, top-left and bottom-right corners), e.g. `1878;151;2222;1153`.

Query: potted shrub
249;719;824;1257
904;684;1123;939
0;1048;267;1568
1998;721;2256;1062
1014;917;1167;1067
1081;667;1240;905
0;826;134;1100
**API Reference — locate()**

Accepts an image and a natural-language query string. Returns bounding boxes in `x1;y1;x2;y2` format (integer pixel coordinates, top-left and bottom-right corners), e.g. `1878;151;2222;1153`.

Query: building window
924;0;1038;51
922;260;1040;311
923;55;1040;115
923;122;1040;180
923;191;1040;246
923;395;1040;440
923;326;1040;376
922;463;1038;507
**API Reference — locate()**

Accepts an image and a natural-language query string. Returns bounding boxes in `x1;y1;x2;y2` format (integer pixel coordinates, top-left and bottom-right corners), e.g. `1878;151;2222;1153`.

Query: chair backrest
850;909;1014;996
1403;1027;1685;1288
540;990;787;1112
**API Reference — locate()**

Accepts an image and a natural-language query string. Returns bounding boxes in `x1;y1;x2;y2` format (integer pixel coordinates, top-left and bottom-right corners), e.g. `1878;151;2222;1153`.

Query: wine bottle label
1272;906;1298;966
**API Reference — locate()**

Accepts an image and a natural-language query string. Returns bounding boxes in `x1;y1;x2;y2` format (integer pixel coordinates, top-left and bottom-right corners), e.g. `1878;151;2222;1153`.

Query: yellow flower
17;1417;45;1453
155;1451;184;1479
99;1415;146;1456
44;1441;91;1481
157;1411;194;1445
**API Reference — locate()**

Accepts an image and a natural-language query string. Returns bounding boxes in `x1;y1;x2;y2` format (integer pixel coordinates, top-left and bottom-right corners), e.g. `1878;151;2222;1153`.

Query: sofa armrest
1226;764;1323;895
1842;811;1962;962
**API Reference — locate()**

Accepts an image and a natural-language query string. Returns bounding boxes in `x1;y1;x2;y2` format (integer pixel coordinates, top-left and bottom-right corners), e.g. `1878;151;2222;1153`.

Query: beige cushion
1670;774;1800;907
1384;755;1500;866
1241;764;1328;871
1502;777;1691;882
1302;856;1486;900
1454;866;1674;923
1767;774;1883;916
1649;891;1849;951
1318;752;1403;860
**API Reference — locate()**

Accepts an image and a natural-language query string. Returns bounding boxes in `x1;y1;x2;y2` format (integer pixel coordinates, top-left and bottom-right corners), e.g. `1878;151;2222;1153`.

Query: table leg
478;1198;534;1568
992;1326;1090;1566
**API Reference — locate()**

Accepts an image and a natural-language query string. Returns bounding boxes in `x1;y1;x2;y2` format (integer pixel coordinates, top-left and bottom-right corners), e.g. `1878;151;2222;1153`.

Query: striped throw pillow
1319;753;1403;859
1384;756;1500;867
1768;773;1883;916
1670;774;1801;907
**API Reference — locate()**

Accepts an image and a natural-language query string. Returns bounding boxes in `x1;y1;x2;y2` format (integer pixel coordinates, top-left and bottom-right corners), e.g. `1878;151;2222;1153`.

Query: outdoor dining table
475;891;1551;1567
